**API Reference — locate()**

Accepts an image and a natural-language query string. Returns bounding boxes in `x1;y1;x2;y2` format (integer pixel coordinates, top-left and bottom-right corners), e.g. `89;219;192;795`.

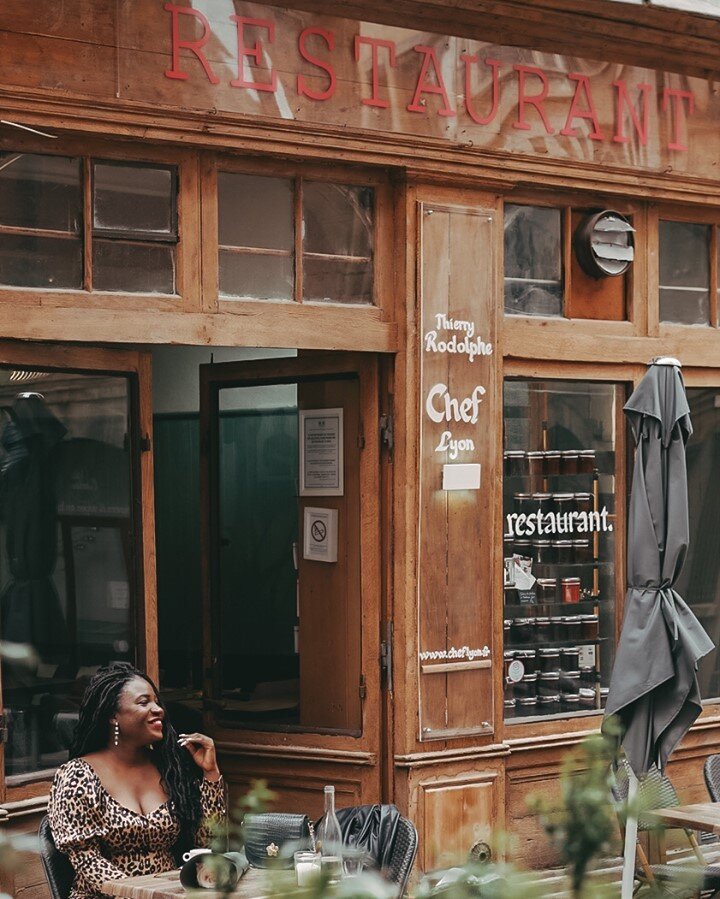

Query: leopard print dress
48;757;226;899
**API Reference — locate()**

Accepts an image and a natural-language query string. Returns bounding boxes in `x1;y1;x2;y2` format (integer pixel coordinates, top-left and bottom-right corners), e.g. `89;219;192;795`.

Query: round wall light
573;210;635;279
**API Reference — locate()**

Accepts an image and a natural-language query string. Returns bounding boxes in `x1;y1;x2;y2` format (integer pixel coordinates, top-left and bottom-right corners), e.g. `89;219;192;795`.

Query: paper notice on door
299;408;344;496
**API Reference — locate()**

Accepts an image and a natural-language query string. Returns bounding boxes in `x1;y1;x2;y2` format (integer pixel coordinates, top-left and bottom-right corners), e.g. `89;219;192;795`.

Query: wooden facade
1;2;720;895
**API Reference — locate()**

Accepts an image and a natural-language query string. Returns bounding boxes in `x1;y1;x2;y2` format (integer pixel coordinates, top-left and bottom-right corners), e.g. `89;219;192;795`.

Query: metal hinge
381;621;393;693
140;434;151;452
0;714;8;744
380;414;394;452
359;674;367;701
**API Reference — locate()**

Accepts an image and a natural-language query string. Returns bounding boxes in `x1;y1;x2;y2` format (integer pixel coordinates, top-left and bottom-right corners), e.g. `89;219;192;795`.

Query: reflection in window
0;371;135;777
678;387;720;700
504;205;563;317
659;221;710;325
502;380;618;722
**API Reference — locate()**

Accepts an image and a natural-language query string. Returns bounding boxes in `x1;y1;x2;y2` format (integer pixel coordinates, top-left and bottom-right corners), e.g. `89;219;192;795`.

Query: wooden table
102;868;289;899
647;803;720;835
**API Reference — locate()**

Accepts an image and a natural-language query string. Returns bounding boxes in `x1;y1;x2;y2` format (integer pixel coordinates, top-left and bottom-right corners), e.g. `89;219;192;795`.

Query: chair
384;814;418;895
38;816;74;899
704;755;720;804
611;757;720;895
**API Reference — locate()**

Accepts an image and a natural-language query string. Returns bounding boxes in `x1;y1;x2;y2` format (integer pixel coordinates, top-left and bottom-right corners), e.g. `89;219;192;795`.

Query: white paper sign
299;408;344;496
303;507;339;563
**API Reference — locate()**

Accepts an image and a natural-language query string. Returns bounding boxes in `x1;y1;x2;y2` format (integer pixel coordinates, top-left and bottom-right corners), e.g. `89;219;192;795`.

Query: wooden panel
421;772;500;870
417;202;497;740
567;210;627;321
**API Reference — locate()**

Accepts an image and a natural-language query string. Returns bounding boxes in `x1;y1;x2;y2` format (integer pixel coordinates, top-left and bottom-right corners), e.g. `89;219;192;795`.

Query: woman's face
112;676;165;747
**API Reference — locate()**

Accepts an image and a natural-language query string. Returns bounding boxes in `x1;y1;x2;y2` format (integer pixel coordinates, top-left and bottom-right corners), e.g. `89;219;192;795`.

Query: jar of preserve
504;586;519;605
554;540;574;564
544;450;561;476
554;492;575;515
580;614;599;641
566;615;583;642
517;696;538;717
580;665;597;683
504;698;517;719
574;492;593;515
514;539;533;560
560;647;580;670
514;493;533;515
560;450;579;474
562;694;580;712
527;451;545;480
534;618;552;645
511;618;532;643
579;688;597;710
504;534;514;555
538;648;560;672
561;577;582;604
578;450;596;474
549;615;566;641
515;649;537;675
533;541;553;565
538;671;561;696
515;672;538;699
599;687;609;708
504;450;527;477
559;670;580;695
536;578;557;602
538;694;561;713
504;619;511;641
532;492;554;515
572;540;592;563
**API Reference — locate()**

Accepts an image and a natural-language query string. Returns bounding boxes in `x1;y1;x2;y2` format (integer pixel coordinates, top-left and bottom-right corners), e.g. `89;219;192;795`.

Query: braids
71;663;203;855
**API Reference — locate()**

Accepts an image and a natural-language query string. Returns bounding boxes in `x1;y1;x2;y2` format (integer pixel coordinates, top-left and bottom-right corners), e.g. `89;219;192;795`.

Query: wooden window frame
0;132;201;312
0;341;156;804
201;153;394;322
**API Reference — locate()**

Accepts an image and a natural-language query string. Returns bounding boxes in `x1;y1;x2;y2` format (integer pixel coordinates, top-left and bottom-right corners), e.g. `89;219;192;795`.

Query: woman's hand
178;733;221;781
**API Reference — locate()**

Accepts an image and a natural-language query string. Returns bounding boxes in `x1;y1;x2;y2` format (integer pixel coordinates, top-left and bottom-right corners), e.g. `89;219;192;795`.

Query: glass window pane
93;162;175;236
92;240;175;293
503;379;618;723
660;221;710;325
303;183;373;258
678;387;720;701
218;173;293;250
0;372;135;777
303;257;372;305
504;204;563;317
0;234;82;289
0;152;81;232
219;250;293;301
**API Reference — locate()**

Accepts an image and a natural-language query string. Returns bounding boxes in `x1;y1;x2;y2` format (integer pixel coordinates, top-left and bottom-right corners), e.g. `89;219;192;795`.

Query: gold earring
113;721;120;746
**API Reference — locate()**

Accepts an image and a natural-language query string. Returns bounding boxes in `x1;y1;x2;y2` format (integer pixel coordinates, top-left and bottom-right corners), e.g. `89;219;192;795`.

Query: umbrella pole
621;770;638;899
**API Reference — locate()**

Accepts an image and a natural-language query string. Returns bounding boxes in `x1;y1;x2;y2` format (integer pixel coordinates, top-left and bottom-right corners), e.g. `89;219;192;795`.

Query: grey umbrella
603;359;714;897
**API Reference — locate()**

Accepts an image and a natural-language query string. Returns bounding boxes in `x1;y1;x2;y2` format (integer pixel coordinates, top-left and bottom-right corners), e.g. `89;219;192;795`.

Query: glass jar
504;450;527;477
554;492;575;516
504;698;517;719
538;671;561;696
580;665;597;683
504;619;511;642
580;614;599;641
532;492;554;515
517;696;538;718
513;493;534;516
560;647;580;670
533;541;553;565
579;688;597;710
559;670;580;695
511;618;532;643
536;578;557;602
515;649;537;675
554;540;574;564
561;577;582;604
561;450;579;474
544;450;561;476
572;539;592;563
562;694;580;712
574;492;593;515
538;648;560;673
538;694;561;714
578;450;596;474
504;585;519;605
527;451;545;480
566;616;583;642
549;615;566;642
514;539;533;559
599;687;609;708
514;673;538;699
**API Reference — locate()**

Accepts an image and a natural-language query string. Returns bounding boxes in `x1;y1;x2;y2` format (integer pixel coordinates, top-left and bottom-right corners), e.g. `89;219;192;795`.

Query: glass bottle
318;785;344;881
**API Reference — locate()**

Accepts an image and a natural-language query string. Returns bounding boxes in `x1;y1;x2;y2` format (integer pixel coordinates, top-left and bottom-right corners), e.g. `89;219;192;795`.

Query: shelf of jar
504;637;607;651
503;471;599;480
505;706;604;723
503;599;600;615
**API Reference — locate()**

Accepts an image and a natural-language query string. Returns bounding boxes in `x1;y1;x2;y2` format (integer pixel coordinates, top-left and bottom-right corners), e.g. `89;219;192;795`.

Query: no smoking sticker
303;507;338;563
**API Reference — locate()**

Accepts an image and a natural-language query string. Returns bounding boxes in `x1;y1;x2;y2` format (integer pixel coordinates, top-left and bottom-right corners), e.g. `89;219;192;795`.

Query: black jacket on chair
39;816;74;899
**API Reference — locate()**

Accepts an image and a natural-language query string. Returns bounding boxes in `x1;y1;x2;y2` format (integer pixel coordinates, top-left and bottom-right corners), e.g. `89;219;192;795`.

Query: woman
48;663;225;899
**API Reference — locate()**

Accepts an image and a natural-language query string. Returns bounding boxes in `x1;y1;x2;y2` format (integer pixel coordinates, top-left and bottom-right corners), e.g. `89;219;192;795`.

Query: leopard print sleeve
48;759;126;896
195;776;227;847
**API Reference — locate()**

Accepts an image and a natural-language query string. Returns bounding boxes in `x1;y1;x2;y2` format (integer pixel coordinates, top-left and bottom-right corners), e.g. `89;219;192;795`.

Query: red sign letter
297;28;336;101
461;55;501;126
513;65;554;134
407;45;455;117
613;81;651;146
230;16;277;92
560;73;604;140
354;36;396;109
164;3;219;84
662;88;695;152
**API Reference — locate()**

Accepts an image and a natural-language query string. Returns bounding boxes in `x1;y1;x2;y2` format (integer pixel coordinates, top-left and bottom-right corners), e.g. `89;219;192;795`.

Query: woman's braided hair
70;662;203;856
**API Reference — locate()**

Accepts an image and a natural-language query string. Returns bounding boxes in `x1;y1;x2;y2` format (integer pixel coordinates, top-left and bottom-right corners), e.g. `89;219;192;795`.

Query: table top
647;803;720;834
102;867;283;899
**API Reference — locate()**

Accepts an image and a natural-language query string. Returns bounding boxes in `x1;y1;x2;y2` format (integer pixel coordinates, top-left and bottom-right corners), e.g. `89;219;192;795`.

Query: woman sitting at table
48;663;225;899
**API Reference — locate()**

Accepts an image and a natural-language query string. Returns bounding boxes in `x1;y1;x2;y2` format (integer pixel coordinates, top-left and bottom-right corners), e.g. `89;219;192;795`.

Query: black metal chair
612;757;720;895
38;816;74;899
384;814;418;895
704;755;720;804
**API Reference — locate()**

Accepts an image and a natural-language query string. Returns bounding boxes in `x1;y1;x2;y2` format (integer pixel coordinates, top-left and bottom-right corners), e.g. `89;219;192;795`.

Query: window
217;173;374;305
659;220;713;326
504;201;630;320
0;368;137;778
503;379;621;722
0;151;178;294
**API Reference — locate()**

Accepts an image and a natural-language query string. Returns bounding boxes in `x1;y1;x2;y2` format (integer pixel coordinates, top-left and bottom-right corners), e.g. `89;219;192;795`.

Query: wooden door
199;353;384;804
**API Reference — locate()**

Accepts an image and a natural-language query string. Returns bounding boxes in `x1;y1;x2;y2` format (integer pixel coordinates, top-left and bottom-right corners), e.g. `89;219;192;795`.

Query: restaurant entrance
196;352;387;810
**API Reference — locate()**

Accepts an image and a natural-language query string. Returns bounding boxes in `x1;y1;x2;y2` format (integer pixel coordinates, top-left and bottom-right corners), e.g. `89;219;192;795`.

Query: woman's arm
177;733;226;847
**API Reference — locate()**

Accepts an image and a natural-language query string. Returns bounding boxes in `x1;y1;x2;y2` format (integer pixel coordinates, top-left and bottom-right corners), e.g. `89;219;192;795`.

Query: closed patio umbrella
602;358;714;897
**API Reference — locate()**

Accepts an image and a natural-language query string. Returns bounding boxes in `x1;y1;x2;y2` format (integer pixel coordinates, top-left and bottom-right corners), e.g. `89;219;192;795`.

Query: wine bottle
317;785;343;881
